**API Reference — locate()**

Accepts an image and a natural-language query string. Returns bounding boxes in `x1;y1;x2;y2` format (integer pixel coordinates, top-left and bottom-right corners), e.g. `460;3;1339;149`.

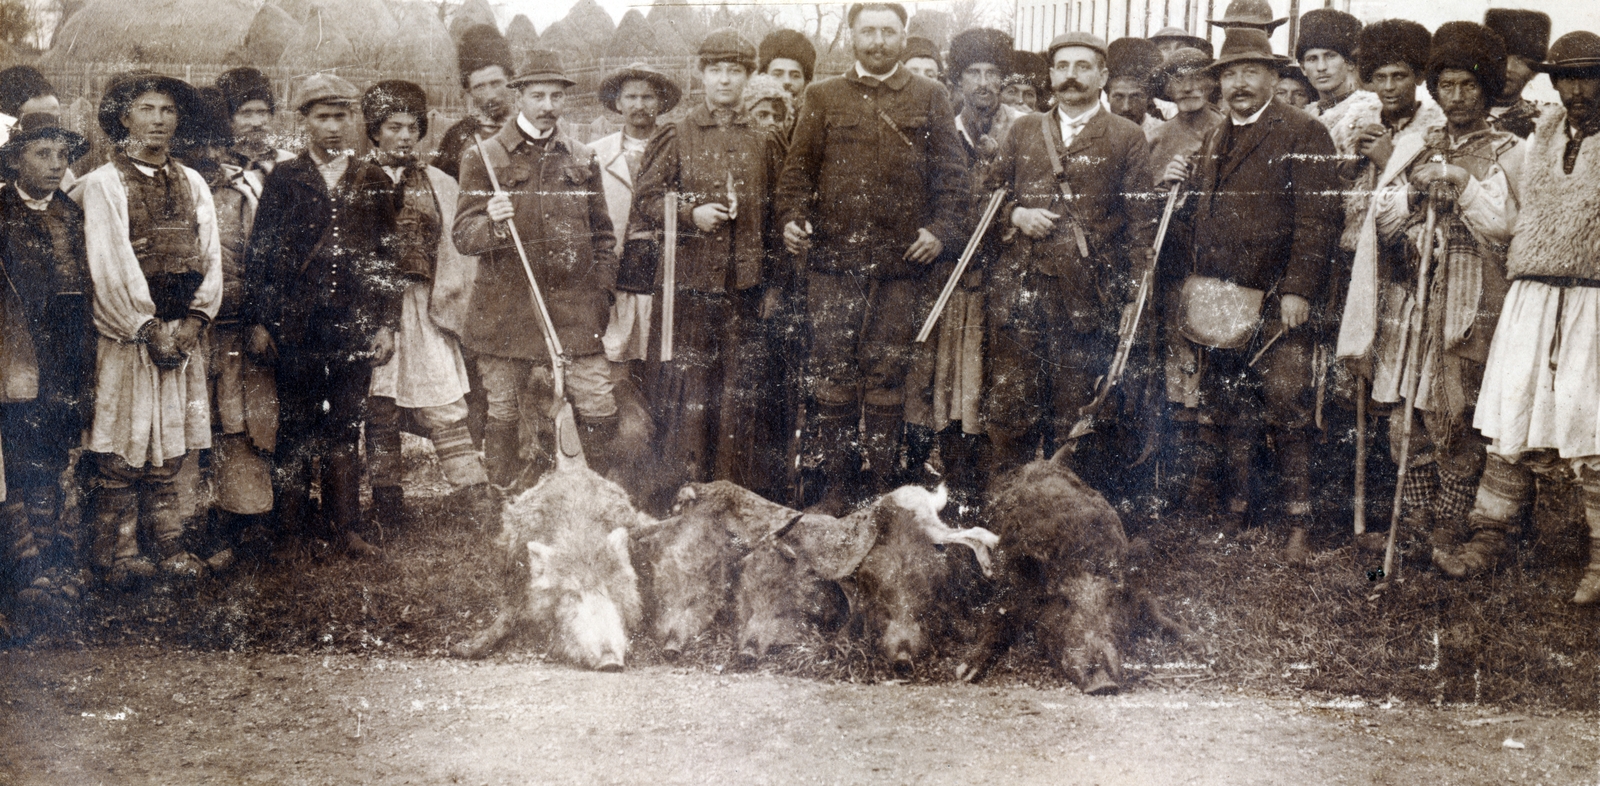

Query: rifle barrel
916;188;1007;344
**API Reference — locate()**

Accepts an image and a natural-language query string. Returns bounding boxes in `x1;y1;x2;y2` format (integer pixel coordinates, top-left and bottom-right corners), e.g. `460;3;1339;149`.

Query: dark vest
114;155;205;320
393;165;442;281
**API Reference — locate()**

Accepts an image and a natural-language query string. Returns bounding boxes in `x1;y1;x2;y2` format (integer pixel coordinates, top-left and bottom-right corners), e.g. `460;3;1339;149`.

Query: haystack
448;0;498;42
506;14;539;65
277;6;356;72
237;2;303;68
40;0;255;68
908;11;953;50
646;0;706;53
273;0;315;23
561;0;616;51
380;3;457;83
317;0;400;69
534;19;589;62
606;10;661;59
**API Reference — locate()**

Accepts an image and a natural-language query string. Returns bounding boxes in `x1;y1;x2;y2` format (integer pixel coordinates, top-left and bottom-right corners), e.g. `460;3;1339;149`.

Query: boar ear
607;527;631;564
526;541;554;576
671;483;699;515
930;483;949;513
926;526;1001;577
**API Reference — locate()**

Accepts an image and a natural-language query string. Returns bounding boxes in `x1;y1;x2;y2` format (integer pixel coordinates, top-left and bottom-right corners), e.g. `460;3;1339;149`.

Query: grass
6;437;1599;710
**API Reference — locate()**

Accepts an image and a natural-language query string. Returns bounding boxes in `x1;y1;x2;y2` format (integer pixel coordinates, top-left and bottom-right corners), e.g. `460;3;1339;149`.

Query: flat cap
1047;31;1108;62
293;72;358;113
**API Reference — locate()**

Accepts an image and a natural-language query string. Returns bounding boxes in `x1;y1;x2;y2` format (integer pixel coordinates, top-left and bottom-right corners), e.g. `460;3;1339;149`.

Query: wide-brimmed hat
508;50;577;89
598;63;681;114
0;113;87;180
362;80;429;143
1532;31;1600;78
1207;0;1287;33
1150;27;1211;56
98;70;199;143
1208;28;1280;72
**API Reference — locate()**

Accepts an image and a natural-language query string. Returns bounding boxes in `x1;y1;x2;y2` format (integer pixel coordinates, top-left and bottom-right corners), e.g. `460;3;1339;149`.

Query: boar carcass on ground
956;453;1182;694
452;466;650;671
737;485;999;668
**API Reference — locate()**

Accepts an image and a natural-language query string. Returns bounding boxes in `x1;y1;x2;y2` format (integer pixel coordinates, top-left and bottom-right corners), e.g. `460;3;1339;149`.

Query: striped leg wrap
1470;453;1533;529
1581;467;1600;540
1401;463;1438;516
1434;466;1479;526
432;420;489;488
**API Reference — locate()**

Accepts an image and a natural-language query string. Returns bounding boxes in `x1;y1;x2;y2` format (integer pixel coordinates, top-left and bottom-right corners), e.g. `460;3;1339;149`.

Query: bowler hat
0;113;86;180
1207;0;1287;33
98;70;200;143
1047;31;1108;63
508;50;577;89
1208;28;1280;72
292;72;358;113
1532;31;1600;78
598;63;681;114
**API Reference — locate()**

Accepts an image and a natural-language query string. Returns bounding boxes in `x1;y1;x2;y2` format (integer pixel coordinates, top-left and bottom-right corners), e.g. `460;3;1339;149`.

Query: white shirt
13;182;50;211
1057;102;1099;148
1230;100;1271;126
517;113;554;140
854;62;902;82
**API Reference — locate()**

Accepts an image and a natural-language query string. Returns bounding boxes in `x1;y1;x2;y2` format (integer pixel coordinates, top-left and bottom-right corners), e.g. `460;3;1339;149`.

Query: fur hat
456;24;514;88
1009;50;1050;98
362;80;429;144
1295;8;1362;62
1426;21;1507;104
1356;19;1432;82
0;113;86;181
741;73;793;123
1483;9;1550;63
947;28;1011;80
175;86;233;152
98;71;200;144
901;36;943;72
0;66;53;119
759;29;816;81
1107;36;1165;86
698;28;757;71
214;67;274;116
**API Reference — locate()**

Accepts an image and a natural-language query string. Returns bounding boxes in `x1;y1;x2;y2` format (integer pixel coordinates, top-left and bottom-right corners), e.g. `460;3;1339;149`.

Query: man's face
516;82;565;132
903;56;940;81
231;98;272;150
765;57;807;96
1435;68;1487;127
851;10;906;75
1369;63;1419;116
1167;72;1217;114
702;61;750;110
468;65;515;123
1001;82;1038;110
18;93;57;117
750;97;786;131
616;79;661;129
1051;46;1107;108
1503;54;1536;102
12;137;69;196
1553;74;1600;131
957;62;1004;112
1106;75;1151;123
120;90;178;152
1300;48;1352;96
1275;77;1310;108
375;112;419;157
1219;61;1274;116
303;101;353;155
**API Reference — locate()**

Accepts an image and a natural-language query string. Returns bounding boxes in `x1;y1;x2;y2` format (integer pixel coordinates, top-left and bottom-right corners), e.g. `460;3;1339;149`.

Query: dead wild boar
452;466;648;671
737;485;998;667
956;454;1180;694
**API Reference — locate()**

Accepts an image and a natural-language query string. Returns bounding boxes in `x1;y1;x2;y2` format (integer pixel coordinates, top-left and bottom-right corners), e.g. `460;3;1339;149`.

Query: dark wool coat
986;108;1158;331
0;184;92;416
243;153;404;352
775;67;968;280
1185;98;1341;302
627;104;787;295
452;121;617;361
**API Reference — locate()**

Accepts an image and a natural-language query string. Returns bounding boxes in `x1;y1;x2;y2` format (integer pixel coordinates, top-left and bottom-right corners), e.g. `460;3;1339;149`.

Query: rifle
472;133;586;470
661;192;678;362
916;188;1006;344
1065;182;1182;446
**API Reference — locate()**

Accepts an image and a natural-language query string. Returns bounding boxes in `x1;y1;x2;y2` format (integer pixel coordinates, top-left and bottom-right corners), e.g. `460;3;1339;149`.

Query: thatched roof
238;3;302;68
40;0;256;67
506;14;538;64
380;3;457;81
448;0;498;42
606;10;662;59
277;6;356;71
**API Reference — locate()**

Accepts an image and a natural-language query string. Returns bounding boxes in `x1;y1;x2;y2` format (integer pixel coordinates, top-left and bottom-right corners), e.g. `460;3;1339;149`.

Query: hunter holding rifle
1339;22;1524;555
980;31;1157;489
775;2;966;514
1160;27;1339;565
452;50;621;486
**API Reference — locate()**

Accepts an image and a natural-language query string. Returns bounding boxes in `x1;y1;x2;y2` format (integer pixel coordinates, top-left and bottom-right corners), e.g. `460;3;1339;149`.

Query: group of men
3;0;1600;633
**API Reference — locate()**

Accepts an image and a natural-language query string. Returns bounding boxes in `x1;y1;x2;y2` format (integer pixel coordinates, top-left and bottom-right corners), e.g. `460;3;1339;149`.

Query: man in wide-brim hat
1158;26;1341;565
1436;30;1600;603
1206;0;1287;34
1150;26;1212;59
77;70;222;588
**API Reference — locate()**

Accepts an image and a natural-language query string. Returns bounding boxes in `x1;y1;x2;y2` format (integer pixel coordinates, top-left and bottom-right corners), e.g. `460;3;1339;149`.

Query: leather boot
940;428;983;517
1433;514;1508;579
482;417;523;489
364;396;403;489
1180;423;1224;521
580;414;621;479
807;401;859;517
90;483;149;588
370;485;405;532
324;446;378;558
1573;538;1600;605
1;500;37;588
145;479;206;581
903;423;937;484
860;404;904;497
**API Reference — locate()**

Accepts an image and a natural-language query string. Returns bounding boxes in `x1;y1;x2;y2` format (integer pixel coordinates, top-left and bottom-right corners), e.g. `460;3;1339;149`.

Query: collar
1315;76;1356;112
1057;102;1099;127
849;63;910;91
1442;124;1495;150
855;61;901;81
517;113;554;140
1231;100;1271;126
691;102;746;128
12;183;50;210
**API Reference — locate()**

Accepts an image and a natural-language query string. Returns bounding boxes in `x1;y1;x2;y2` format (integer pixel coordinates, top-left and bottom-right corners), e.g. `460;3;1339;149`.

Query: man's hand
692;203;731;233
1355;124;1395;170
1281;294;1310;330
1011;206;1059;240
144;321;183;369
783;221;813;255
486;192;515;223
246;324;277;363
367;328;396;367
171;316;204;355
903;228;942;264
758;286;783;321
1159;154;1192;187
1411;162;1470;192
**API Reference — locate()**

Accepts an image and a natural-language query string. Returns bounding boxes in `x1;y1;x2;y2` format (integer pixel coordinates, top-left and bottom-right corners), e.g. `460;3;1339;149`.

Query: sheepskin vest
114;154;205;320
1506;108;1600;280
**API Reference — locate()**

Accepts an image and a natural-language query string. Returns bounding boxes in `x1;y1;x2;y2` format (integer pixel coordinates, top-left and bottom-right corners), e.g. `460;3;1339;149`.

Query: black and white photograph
2;0;1599;782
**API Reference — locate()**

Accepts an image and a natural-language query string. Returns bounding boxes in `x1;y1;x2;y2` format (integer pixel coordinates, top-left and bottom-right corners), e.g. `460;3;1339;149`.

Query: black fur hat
759;29;817;81
214;67;274;116
362;80;429;143
0;66;52;118
948;28;1012;80
176;86;233;152
1295;8;1362;61
1426;21;1507;104
901;36;943;71
1484;9;1550;63
456;24;514;88
1356;19;1432;82
1107;36;1164;86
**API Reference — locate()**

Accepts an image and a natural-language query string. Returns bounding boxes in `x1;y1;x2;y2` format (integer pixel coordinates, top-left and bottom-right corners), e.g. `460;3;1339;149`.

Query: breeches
478;352;616;423
806;271;929;408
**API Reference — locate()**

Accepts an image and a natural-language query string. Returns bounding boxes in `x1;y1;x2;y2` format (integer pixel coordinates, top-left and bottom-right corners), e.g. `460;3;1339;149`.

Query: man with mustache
1160;28;1339;564
1345;22;1524;558
75;72;222;586
760;29;817;101
433;24;518;180
214;67;295;179
980;32;1156;493
776;2;966;513
1484;10;1553;139
1435;31;1600;604
1105;36;1167;136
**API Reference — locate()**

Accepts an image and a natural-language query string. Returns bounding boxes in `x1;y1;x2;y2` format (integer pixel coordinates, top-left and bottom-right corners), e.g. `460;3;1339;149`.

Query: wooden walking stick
661;192;678;362
1381;183;1442;582
1353;375;1368;536
473;133;586;470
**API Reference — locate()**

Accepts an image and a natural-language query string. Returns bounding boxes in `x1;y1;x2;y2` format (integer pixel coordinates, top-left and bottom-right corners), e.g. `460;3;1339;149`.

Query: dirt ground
2;647;1597;786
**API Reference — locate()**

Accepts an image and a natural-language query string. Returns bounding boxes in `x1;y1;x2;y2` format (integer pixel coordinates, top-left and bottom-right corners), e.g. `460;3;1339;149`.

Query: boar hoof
660;645;682;661
737;645;760;664
595;657;625;673
1081;667;1120;696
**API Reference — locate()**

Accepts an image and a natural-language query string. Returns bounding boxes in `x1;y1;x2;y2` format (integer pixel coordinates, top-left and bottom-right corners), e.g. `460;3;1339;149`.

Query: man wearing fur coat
1338;23;1525;553
1432;32;1600;604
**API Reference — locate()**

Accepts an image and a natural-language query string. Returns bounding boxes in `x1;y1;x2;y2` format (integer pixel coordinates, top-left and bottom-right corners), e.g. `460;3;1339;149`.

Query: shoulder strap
1039;112;1065;179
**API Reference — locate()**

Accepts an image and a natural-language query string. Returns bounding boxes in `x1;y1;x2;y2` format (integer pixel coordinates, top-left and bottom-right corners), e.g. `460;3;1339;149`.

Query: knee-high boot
860;404;904;496
808;401;859;516
1572;468;1600;604
482;417;524;489
89;482;146;587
